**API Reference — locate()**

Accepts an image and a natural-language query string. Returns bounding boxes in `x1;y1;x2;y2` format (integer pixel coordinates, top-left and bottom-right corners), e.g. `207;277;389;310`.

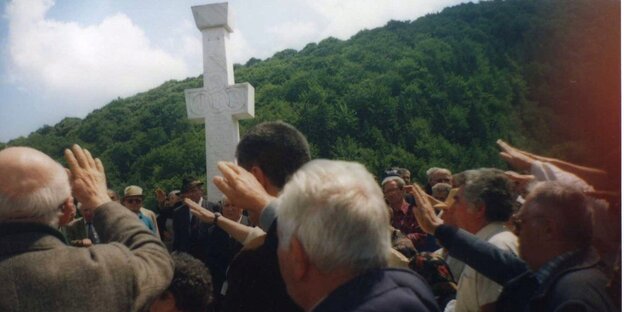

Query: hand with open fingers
497;139;534;172
155;188;167;204
212;161;276;214
405;184;444;235
185;198;216;223
64;144;111;211
504;171;535;193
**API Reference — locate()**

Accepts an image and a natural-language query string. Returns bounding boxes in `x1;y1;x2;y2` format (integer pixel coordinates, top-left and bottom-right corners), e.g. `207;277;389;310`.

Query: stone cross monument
185;2;254;202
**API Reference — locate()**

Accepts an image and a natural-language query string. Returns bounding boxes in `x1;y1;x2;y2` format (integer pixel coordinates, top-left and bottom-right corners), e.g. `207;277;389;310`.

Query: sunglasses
126;198;143;204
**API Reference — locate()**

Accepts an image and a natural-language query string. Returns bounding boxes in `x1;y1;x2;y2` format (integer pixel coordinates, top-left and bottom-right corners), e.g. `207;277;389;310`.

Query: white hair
277;159;390;273
380;176;405;188
0;163;70;227
426;167;451;178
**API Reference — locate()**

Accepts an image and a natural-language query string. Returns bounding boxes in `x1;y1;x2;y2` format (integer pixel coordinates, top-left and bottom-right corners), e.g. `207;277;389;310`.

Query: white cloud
266;20;318;53
260;0;470;53
229;30;258;65
308;0;469;38
5;0;191;116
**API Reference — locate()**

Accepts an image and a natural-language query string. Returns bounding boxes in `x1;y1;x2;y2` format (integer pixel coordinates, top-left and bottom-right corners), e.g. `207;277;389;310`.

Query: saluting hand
405;184;444;235
212;161;275;213
64;144;110;211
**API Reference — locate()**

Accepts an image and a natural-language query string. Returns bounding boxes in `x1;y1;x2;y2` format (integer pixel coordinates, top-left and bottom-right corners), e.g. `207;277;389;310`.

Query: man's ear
249;165;280;196
150;291;176;311
541;218;556;241
59;197;73;214
249;165;268;188
290;237;310;281
473;202;487;218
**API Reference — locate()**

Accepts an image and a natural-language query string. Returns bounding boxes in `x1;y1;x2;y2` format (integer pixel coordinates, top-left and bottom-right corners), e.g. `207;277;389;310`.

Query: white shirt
452;222;518;312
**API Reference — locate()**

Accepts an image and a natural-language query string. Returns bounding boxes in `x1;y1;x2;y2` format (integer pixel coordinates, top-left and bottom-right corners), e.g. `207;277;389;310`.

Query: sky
0;0;474;142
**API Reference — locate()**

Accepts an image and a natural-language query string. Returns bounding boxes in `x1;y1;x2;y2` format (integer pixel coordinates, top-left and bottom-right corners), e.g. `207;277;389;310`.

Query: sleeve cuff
259;200;278;232
435;224;459;249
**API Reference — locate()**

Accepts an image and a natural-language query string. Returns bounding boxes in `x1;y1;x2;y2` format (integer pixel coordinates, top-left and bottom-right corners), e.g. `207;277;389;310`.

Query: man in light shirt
444;168;518;312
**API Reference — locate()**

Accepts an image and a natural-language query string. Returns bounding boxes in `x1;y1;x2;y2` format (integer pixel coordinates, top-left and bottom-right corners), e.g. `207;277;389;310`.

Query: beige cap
124;185;144;198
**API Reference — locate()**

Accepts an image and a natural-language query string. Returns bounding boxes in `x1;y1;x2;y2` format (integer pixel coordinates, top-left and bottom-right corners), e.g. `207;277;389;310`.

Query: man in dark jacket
172;178;219;263
275;160;439;312
219;121;311;312
411;181;616;312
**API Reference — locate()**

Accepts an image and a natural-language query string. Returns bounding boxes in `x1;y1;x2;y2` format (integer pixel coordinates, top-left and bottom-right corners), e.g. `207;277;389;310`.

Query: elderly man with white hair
276;159;439;312
0;145;173;312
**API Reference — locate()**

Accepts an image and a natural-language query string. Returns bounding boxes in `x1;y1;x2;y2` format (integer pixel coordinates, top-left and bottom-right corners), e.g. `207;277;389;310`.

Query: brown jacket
0;201;173;312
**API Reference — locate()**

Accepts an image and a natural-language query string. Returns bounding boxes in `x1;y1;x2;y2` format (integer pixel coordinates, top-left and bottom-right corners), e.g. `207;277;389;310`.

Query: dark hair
180;177;203;194
167;252;213;312
236;121;311;188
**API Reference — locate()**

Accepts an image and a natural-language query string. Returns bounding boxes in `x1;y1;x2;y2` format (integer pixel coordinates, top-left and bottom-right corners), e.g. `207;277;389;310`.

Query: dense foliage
3;0;619;208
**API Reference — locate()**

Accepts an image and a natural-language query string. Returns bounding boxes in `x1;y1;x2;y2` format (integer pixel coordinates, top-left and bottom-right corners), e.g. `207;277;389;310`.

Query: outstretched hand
185;198;216;223
155;188;167;204
497;139;534;172
404;184;444;235
212;161;275;214
64;144;111;211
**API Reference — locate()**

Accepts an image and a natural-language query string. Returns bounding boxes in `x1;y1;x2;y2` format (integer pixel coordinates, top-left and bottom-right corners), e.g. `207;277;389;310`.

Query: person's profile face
401;173;411;184
184;186;203;202
58;198;76;226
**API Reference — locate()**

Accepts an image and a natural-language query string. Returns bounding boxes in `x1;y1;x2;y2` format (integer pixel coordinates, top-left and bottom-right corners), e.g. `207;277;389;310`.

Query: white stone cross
185;2;254;202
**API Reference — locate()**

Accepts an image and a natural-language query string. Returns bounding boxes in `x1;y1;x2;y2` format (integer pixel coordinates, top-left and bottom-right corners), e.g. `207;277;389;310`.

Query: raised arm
497;139;608;189
185;198;257;244
65;144;173;310
407;184;527;285
212;161;278;231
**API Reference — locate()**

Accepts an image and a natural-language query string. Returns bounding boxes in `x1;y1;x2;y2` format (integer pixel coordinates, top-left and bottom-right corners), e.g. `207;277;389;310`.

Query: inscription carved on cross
185;3;254;202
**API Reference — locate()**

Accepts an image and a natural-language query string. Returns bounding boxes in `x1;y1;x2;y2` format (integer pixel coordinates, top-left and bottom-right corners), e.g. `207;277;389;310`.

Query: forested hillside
3;0;619;207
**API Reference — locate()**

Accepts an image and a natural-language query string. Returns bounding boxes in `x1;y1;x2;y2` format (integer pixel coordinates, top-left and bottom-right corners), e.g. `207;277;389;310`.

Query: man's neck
530;243;580;271
265;184;280;197
466;218;489;235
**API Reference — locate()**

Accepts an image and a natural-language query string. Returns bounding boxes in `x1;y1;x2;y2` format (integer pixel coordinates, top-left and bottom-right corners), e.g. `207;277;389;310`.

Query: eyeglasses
126;198;143;204
383;187;402;195
511;214;549;234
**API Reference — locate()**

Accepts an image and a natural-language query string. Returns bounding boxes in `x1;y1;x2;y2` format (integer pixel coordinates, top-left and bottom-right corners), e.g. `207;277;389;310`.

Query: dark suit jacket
172;199;219;262
436;225;616;312
205;221;248;310
221;222;302;312
0;202;173;312
313;268;440;312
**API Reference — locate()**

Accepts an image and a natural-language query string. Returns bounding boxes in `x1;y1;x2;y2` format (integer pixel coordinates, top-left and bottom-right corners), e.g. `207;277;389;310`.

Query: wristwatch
213;212;222;225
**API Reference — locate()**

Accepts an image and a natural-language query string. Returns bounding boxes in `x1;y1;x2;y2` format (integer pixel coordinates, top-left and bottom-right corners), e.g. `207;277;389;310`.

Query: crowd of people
0;121;619;312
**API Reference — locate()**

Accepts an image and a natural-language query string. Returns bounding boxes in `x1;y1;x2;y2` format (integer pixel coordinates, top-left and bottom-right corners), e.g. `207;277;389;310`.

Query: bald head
0;147;71;226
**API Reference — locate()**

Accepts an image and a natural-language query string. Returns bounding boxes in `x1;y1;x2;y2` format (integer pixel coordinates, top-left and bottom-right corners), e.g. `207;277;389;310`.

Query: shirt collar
475;222;511;241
